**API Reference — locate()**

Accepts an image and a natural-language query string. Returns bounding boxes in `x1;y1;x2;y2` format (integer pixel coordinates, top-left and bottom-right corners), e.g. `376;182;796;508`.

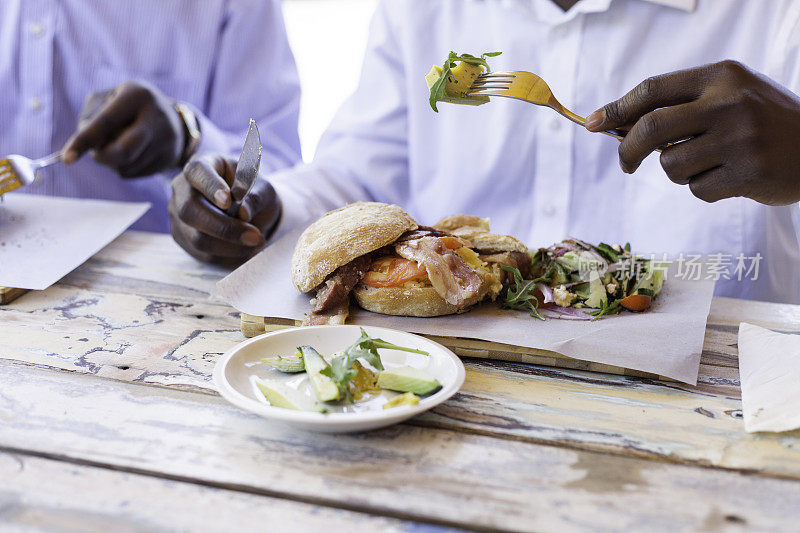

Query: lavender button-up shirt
0;0;301;232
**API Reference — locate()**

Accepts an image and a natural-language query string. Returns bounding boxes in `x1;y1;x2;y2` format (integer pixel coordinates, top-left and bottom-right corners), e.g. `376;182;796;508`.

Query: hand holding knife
168;118;282;267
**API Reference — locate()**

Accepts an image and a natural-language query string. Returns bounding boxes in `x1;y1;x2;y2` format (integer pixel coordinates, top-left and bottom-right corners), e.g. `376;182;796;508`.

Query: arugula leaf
320;328;429;402
499;265;547;321
320;356;358;403
596;243;620;263
429;50;502;112
587;298;623;320
428;65;449;112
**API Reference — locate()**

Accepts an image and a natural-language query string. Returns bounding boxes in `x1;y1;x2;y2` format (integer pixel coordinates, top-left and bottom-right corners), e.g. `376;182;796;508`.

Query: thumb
584;98;635;133
239;178;279;223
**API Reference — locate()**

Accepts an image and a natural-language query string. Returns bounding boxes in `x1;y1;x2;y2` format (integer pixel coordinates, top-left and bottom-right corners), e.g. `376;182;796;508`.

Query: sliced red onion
552;241;579;256
552;247;569;257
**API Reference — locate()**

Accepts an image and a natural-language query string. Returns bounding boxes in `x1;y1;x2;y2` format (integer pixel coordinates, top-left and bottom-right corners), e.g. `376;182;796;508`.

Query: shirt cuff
186;104;238;157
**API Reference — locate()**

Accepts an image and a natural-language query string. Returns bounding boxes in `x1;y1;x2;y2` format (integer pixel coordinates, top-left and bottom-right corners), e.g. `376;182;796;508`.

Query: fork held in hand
468;71;669;152
0;151;64;196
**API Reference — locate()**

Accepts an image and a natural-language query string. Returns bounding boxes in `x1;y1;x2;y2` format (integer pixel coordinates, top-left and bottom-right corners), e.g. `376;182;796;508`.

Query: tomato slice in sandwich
362;257;427;288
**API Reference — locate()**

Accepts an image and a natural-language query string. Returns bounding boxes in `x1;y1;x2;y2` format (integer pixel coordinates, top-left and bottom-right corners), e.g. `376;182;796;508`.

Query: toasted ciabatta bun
434;214;490;233
353;261;502;317
291;202;418;292
433;214;527;253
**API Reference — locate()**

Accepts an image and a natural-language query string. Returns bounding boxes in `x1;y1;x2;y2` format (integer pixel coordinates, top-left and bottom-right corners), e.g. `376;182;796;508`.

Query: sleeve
267;0;410;240
190;0;302;173
768;0;800;90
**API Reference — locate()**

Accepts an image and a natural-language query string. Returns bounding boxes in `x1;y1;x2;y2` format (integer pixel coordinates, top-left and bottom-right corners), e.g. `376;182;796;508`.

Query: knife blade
226;119;261;217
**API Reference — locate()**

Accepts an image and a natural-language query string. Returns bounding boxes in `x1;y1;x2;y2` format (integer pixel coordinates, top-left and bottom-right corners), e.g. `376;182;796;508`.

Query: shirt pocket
89;63;205;109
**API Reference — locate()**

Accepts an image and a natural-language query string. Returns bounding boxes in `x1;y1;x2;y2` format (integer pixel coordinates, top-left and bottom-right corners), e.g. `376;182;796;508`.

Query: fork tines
0;159;21;195
468;72;515;94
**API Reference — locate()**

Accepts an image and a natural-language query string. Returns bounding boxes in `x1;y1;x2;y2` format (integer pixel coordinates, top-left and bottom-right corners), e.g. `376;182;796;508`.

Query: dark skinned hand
62;80;185;177
168;152;282;267
585;60;800;205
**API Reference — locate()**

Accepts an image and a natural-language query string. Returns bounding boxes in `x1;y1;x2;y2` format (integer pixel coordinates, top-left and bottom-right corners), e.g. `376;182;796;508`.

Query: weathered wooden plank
0;285;240;393
417;360;800;479
0;286;28;305
709;296;800;332
1;363;799;532
0;452;420;533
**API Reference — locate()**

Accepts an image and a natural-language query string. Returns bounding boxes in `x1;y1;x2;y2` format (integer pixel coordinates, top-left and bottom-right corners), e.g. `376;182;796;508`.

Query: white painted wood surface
2;231;800;531
2;362;799;532
0;452;416;533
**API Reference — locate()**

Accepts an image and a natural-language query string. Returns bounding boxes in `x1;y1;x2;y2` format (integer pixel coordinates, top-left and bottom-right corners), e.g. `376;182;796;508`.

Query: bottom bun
353;266;502;317
353;284;465;317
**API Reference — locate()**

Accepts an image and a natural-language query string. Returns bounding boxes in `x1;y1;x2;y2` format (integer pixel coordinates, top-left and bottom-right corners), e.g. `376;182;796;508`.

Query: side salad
501;239;665;320
426;51;501;112
257;329;442;412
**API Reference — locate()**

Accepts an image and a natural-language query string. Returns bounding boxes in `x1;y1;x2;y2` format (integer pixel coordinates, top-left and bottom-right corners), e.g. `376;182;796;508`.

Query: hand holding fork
467;70;673;153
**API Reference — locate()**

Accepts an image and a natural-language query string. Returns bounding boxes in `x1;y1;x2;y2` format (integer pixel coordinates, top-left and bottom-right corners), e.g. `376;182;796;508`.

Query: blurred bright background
283;0;379;162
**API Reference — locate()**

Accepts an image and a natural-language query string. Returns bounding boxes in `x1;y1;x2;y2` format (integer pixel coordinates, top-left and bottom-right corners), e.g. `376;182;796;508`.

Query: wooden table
2;231;799;532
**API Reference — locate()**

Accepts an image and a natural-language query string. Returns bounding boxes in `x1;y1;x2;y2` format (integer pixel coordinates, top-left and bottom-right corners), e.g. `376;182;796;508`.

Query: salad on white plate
213;325;465;433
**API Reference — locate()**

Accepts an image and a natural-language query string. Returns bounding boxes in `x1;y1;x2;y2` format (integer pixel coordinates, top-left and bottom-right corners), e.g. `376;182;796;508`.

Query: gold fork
468;71;668;151
0;151;63;196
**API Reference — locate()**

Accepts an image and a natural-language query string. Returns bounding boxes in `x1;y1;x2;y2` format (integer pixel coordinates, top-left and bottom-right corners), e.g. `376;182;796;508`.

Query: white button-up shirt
0;0;301;232
270;0;800;303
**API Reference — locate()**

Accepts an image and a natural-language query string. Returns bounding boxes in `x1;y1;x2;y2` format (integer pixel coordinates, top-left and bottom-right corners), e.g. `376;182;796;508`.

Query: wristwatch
174;102;202;166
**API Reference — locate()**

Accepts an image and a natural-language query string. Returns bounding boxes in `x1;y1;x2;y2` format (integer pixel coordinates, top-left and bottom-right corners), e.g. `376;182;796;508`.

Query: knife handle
226;200;242;218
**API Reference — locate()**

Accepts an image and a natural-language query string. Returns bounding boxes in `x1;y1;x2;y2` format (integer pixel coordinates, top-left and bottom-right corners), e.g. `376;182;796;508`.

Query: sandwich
291;202;531;325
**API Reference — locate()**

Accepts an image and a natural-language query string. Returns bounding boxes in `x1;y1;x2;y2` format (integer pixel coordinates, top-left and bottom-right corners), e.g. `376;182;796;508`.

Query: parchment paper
216;228;716;384
738;322;800;433
0;193;149;290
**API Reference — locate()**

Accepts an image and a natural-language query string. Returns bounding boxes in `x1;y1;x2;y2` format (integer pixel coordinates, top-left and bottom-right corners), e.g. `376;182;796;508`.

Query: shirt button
543;205;556;217
549;118;562;131
29;23;45;36
29;97;43;111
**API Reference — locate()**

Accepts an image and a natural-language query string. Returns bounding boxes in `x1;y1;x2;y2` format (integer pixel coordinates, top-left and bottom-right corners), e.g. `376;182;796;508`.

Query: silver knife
226;119;261;217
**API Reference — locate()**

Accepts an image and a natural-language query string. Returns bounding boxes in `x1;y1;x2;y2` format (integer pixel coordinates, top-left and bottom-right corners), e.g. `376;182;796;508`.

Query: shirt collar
506;0;696;26
642;0;696;12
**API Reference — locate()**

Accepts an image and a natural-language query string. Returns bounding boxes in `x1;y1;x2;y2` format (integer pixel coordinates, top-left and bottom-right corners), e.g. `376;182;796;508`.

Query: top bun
434;214;527;253
434;214;490;233
291;202;418;292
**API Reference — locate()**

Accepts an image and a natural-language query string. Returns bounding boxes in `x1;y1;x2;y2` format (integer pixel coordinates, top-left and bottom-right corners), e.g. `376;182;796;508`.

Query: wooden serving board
241;313;669;380
0;286;28;304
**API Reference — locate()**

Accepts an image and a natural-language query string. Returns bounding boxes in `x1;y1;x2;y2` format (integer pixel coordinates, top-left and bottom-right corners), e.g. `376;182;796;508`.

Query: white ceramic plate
213;325;465;433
